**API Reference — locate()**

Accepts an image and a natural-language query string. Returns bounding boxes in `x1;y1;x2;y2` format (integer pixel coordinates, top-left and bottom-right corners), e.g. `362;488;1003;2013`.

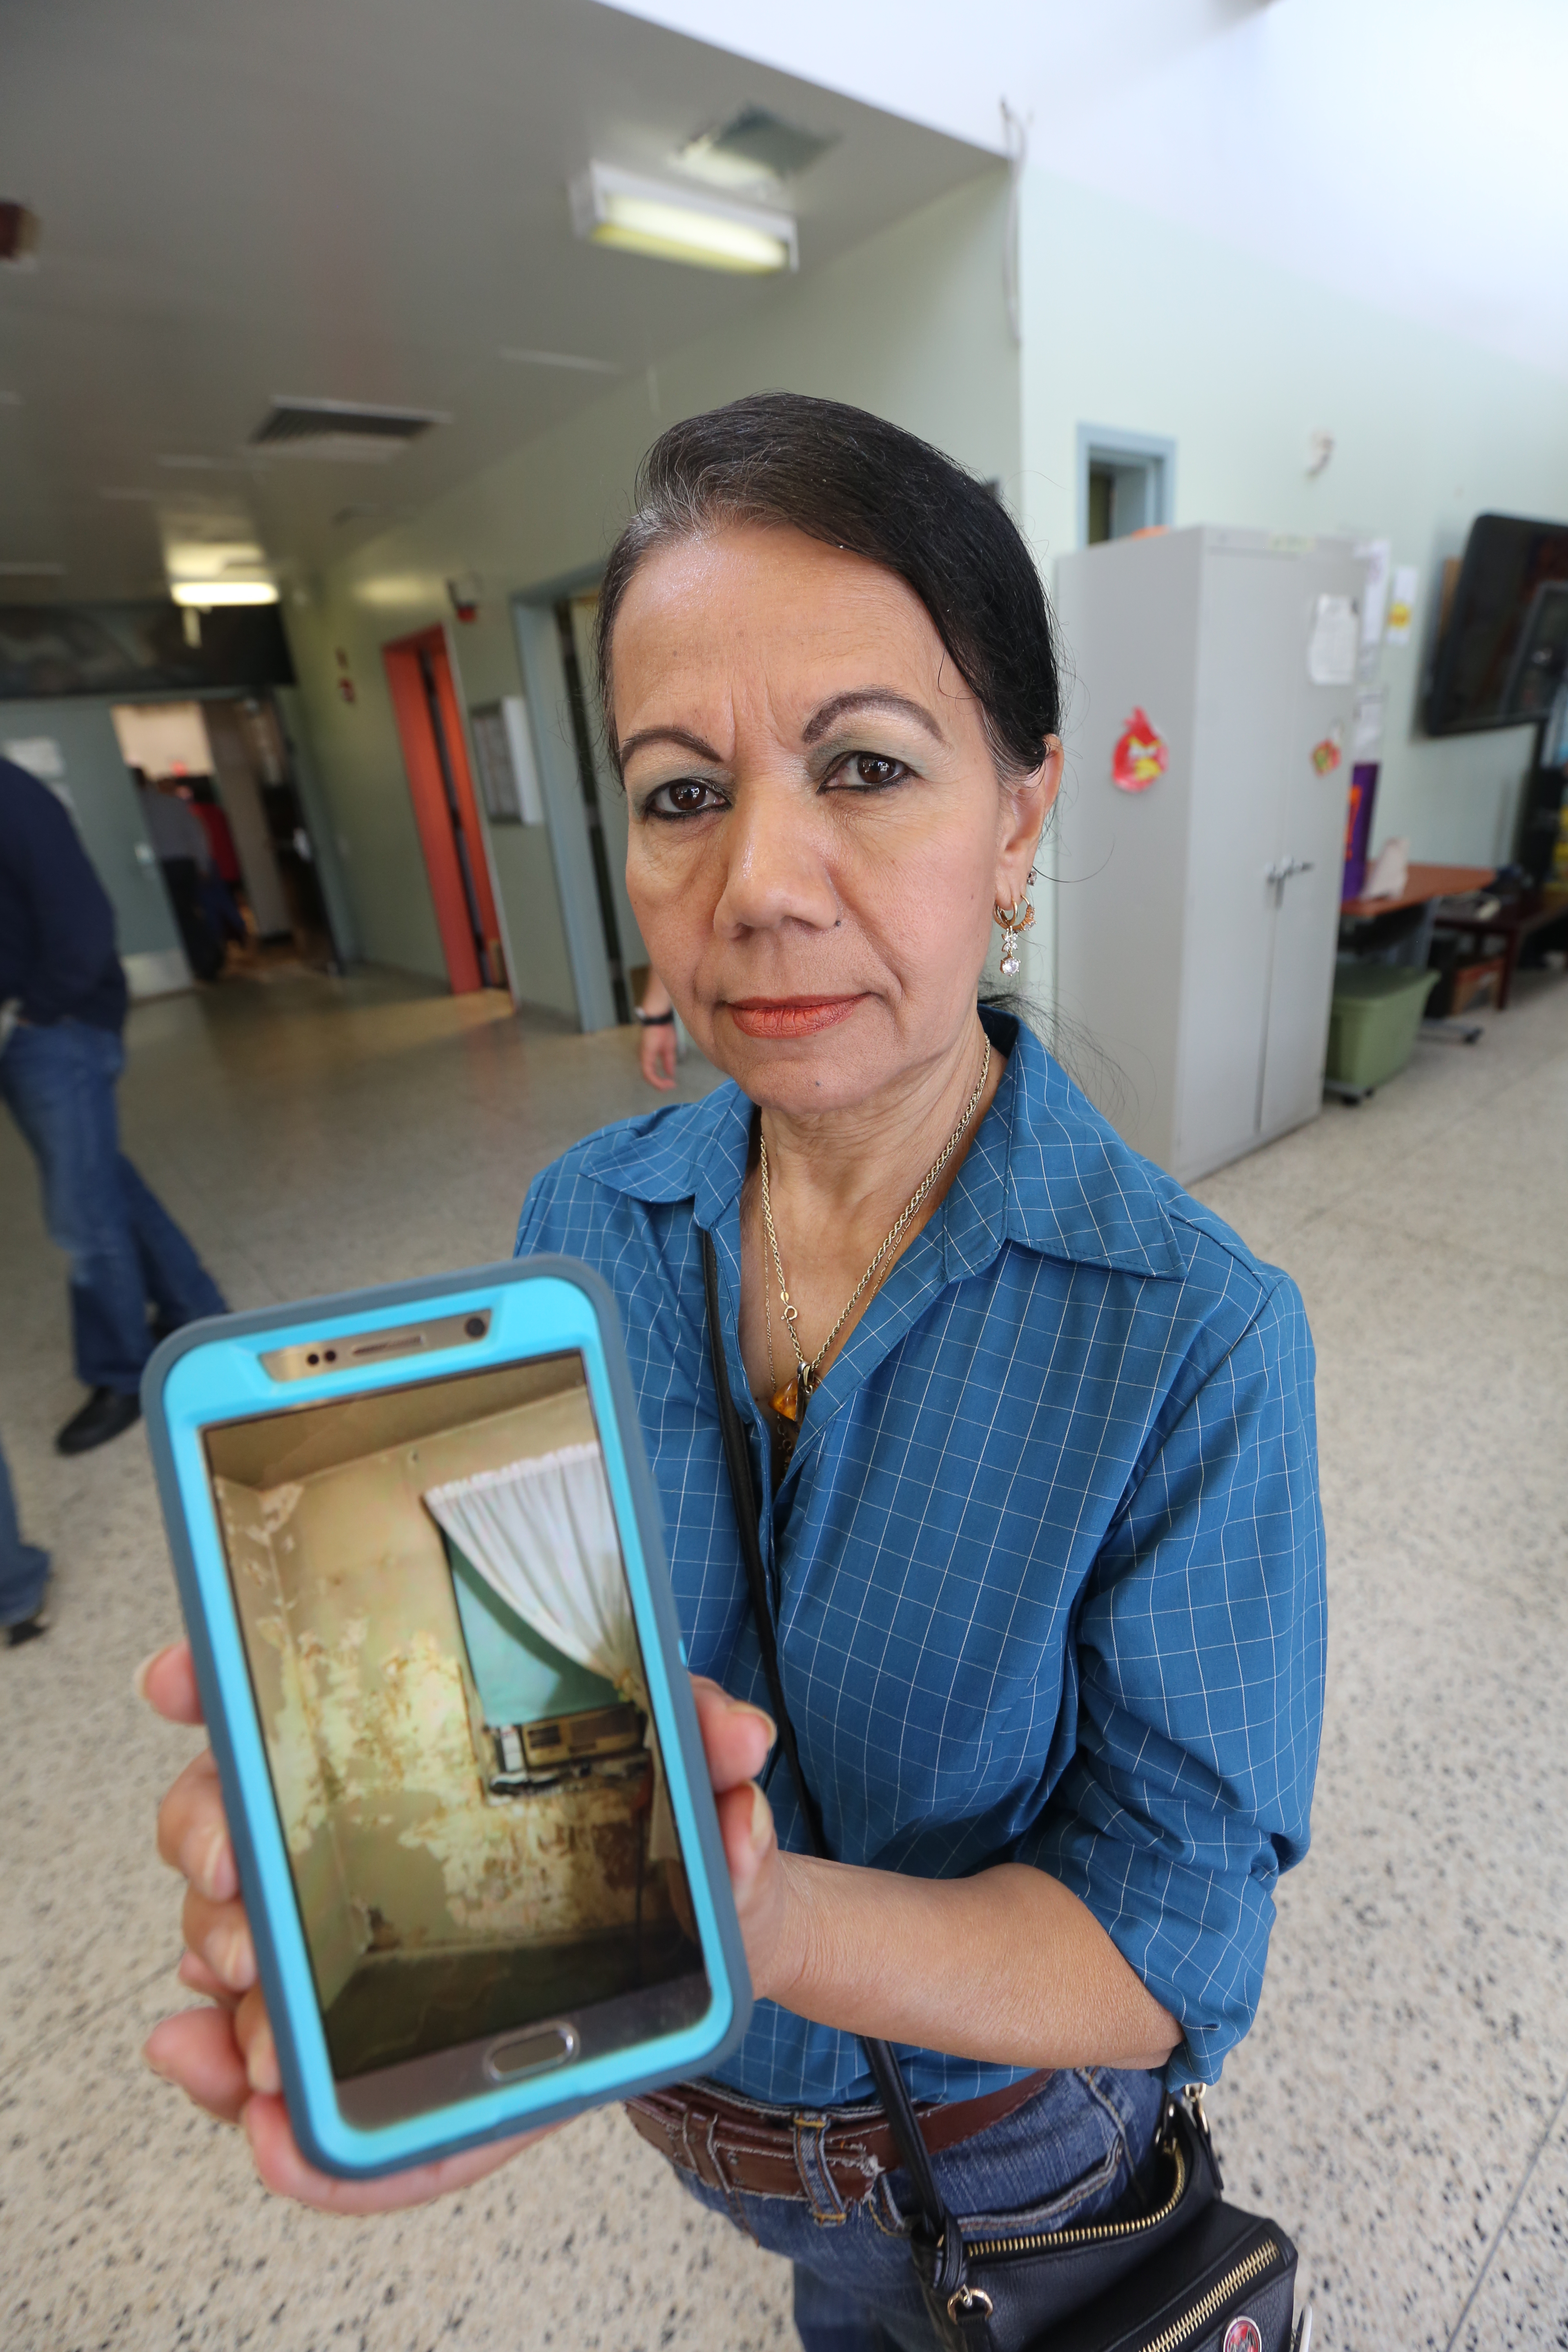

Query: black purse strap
700;1230;960;2264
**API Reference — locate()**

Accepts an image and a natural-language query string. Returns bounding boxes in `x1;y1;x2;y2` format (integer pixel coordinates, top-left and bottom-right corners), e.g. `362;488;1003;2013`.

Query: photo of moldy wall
204;1354;702;2081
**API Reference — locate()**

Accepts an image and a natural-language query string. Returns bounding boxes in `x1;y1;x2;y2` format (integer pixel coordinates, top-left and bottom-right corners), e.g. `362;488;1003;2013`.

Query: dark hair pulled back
595;391;1061;780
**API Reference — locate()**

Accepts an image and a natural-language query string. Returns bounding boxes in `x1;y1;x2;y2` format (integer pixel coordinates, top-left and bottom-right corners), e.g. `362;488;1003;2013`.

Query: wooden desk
1340;861;1493;923
1427;884;1568;1009
1338;861;1497;1051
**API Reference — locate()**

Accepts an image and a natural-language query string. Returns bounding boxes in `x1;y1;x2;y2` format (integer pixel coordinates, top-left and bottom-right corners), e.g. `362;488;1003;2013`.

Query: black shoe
55;1388;142;1455
6;1606;49;1648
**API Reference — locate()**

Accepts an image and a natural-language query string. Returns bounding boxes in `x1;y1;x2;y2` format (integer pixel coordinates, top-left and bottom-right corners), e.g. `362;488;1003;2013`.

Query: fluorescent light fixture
499;345;622;374
570;163;796;276
170;579;278;607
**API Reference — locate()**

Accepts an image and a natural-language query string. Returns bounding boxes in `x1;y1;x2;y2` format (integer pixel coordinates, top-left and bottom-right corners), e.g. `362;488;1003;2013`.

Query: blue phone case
142;1256;752;2178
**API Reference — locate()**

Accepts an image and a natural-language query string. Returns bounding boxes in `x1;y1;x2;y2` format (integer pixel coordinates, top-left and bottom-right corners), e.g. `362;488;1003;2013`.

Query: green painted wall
285;170;1016;996
1018;170;1568;998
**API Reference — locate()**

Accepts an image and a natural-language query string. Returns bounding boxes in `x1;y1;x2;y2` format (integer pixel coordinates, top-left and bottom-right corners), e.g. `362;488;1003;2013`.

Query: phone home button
483;2022;579;2083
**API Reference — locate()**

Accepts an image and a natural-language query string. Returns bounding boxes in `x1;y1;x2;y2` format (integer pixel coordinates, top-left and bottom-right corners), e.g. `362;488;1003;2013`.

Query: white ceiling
615;0;1568;385
0;0;993;602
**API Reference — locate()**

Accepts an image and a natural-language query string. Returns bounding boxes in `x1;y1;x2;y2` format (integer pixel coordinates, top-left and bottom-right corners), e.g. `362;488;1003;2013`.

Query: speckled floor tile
1450;2084;1568;2350
1212;1534;1568;2350
1191;974;1567;1269
1;977;784;2352
4;963;1567;2351
0;1970;792;2352
1188;971;1568;2350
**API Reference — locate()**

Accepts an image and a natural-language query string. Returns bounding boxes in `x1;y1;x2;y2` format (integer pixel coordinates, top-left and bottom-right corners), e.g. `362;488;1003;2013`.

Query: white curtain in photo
423;1441;676;1859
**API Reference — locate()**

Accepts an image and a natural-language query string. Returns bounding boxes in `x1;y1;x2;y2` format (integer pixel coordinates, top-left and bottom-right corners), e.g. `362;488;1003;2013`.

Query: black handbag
699;1232;1306;2352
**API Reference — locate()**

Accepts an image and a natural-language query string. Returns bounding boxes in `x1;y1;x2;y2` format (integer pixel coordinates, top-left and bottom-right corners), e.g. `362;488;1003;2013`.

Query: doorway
508;585;644;1033
1077;427;1176;547
110;694;341;976
560;592;646;1022
383;626;508;996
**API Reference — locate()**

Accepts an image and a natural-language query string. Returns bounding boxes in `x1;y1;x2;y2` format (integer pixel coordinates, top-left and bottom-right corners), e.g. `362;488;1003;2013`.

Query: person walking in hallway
134;769;224;981
0;754;228;1455
0;1434;49;1645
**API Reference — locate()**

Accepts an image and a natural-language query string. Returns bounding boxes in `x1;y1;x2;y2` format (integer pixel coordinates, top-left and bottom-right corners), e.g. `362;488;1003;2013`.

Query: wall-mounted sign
470;695;545;825
1111;707;1168;793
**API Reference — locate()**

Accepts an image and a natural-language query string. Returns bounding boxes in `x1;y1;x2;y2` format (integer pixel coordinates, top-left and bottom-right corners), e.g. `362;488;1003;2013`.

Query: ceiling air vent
677;107;837;191
249;397;449;463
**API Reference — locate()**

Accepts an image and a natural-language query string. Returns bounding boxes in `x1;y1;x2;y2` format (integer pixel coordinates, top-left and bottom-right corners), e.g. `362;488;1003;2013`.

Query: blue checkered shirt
515;1012;1325;2109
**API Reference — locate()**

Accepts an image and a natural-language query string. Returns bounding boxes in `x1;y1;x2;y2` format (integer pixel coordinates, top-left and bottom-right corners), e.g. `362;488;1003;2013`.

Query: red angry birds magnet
1112;708;1168;794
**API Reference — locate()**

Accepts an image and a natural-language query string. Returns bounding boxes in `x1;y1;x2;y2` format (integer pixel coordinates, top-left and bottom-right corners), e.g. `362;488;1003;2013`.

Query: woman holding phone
144;395;1324;2352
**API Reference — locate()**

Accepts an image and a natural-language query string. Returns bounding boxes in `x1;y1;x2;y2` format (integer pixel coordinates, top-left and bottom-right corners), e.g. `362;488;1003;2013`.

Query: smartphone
143;1257;751;2178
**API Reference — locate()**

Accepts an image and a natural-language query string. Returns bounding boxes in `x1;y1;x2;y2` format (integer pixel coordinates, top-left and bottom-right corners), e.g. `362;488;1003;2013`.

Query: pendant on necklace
772;1374;802;1424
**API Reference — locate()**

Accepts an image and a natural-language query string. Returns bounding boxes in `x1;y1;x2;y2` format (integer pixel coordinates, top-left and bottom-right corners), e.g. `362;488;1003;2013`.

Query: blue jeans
0;1019;227;1392
0;1437;49;1627
674;2067;1164;2352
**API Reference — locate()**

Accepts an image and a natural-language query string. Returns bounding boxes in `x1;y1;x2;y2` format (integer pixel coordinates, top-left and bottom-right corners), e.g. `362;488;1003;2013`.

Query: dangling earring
993;889;1034;978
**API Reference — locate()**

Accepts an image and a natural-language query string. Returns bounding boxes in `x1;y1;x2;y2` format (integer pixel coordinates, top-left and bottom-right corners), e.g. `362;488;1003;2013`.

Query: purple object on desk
1342;761;1379;902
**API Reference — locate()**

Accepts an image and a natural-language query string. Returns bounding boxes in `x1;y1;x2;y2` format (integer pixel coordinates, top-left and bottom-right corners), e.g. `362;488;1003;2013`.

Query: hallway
2;971;1566;2350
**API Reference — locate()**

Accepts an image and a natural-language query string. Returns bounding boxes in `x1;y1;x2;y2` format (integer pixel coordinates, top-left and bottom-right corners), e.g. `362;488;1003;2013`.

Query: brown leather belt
626;2070;1050;2217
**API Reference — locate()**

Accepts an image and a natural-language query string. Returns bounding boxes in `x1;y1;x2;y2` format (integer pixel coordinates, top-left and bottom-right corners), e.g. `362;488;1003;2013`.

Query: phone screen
200;1346;708;2122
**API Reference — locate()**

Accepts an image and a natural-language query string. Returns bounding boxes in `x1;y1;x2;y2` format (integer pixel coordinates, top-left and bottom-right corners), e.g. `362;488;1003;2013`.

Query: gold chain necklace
759;1031;992;1438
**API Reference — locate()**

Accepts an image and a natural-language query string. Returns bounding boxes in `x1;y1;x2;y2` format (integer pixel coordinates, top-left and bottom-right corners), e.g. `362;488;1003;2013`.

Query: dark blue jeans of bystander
0;1018;227;1392
0;1437;49;1629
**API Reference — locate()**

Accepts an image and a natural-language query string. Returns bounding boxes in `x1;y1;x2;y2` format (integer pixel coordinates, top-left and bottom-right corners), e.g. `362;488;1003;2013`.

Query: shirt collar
578;1009;1185;1282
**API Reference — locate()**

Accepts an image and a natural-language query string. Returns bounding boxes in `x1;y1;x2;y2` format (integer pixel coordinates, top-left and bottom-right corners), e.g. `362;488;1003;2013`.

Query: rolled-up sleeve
1025;1273;1326;2089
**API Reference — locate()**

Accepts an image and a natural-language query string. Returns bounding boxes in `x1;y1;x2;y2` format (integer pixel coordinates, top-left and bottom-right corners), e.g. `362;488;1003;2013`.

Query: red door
383;626;506;994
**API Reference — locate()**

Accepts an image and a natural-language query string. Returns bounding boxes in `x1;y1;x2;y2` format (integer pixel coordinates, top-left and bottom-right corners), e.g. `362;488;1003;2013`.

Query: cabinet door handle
1265;855;1314;905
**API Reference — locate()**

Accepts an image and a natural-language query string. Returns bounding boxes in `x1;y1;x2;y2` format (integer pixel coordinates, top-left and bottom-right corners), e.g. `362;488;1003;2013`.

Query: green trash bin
1325;963;1440;1091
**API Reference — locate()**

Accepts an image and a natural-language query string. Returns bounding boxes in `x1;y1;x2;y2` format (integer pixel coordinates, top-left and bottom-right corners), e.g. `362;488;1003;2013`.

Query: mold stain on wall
212;1392;666;2015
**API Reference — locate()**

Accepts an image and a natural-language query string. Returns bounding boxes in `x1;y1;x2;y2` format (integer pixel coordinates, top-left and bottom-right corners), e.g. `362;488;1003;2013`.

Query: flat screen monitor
1426;512;1568;735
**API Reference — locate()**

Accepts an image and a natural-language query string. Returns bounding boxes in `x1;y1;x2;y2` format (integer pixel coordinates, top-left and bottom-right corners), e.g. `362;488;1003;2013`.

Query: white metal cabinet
1054;527;1361;1183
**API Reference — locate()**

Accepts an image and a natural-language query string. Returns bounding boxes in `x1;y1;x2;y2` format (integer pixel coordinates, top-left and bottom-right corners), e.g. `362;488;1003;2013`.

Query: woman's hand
140;1642;543;2213
686;1679;796;1996
138;1646;784;2212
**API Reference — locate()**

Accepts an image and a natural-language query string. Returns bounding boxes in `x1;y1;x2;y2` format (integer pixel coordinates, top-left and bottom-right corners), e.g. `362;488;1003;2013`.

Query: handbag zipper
965;2136;1188;2259
1139;2238;1282;2352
